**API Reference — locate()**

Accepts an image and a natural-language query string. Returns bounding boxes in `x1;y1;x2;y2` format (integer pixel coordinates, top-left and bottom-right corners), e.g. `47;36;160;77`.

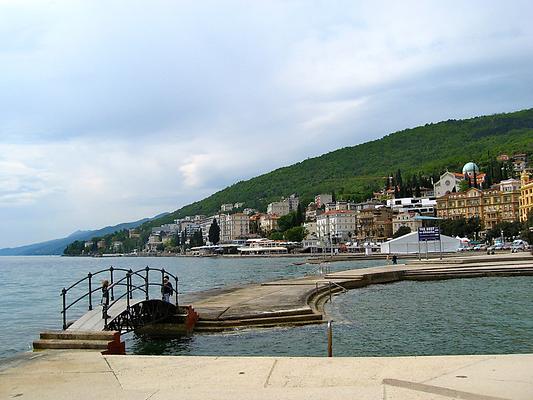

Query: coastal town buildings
433;171;462;197
219;213;250;242
314;194;333;208
436;187;520;229
259;213;279;232
356;207;393;241
519;171;533;222
267;201;289;216
316;210;357;242
267;194;299;216
392;211;423;234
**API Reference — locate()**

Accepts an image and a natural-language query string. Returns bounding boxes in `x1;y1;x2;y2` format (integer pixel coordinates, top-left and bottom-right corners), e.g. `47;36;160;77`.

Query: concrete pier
1;351;532;399
184;253;533;330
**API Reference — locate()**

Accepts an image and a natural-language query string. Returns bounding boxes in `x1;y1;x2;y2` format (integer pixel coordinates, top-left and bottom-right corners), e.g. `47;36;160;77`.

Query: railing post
145;266;149;301
128;269;133;299
62;288;67;330
126;272;131;311
161;268;165;300
329;282;332;303
88;272;93;310
175;275;179;306
327;320;333;357
110;267;114;301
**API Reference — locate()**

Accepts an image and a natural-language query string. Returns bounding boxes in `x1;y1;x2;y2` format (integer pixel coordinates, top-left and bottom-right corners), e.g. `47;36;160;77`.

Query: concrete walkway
183;254;533;326
1;351;532;399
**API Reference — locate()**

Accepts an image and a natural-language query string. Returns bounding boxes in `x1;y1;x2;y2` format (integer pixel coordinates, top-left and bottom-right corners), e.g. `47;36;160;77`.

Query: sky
1;0;533;248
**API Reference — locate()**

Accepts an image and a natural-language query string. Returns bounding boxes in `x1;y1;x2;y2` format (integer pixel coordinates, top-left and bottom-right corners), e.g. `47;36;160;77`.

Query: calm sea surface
0;256;531;360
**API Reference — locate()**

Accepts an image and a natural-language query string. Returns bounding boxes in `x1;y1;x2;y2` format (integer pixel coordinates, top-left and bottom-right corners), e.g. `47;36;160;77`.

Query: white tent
380;232;461;254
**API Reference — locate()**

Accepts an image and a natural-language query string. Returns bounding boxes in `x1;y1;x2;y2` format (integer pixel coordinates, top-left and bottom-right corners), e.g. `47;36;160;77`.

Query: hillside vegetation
164;108;533;216
69;108;533;251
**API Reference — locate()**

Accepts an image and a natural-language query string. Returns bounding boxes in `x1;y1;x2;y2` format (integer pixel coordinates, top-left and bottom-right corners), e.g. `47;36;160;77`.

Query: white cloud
0;0;533;247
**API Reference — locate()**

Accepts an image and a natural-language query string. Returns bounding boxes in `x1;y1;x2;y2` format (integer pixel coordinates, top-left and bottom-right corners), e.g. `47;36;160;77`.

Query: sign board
418;226;440;241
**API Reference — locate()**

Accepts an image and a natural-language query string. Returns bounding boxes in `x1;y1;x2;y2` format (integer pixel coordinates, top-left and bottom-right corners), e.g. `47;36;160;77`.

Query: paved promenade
2;351;532;399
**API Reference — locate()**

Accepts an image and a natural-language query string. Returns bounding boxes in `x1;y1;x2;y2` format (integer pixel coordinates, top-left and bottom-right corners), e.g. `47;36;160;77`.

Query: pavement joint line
419;356;497;384
215;306;232;319
263;359;278;388
382;378;510;400
104;356;124;390
144;389;159;399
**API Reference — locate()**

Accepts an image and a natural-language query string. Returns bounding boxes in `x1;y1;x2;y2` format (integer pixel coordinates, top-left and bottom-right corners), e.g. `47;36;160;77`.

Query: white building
221;203;234;212
496;178;521;192
267;194;299;216
392;211;423;234
316;210;357;241
380;232;461;254
259;214;279;232
386;197;436;214
220;213;250;242
325;201;357;212
433;171;462;198
267;201;290;216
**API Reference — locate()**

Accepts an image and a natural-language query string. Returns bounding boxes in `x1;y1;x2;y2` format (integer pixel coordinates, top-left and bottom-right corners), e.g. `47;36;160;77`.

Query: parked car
511;240;529;252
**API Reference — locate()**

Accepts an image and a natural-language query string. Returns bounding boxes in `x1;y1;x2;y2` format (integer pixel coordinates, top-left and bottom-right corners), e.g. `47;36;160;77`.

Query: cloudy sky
1;0;532;248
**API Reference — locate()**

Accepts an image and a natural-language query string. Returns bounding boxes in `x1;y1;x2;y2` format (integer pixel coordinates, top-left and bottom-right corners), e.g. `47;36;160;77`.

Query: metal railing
307;263;331;276
61;266;179;330
314;280;348;304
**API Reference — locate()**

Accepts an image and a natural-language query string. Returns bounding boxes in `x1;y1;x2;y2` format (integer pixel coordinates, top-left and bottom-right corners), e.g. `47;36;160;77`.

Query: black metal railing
61;266;179;330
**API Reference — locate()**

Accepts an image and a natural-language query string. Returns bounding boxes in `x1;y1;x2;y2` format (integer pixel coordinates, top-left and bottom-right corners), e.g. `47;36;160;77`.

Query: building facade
219;213;250;242
356;207;393;241
519;171;533;222
436;188;520;229
316;210;357;241
433;171;462;198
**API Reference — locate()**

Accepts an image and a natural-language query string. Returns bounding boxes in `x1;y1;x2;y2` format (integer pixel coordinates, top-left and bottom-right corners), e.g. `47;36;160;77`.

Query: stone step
196;313;323;330
404;267;533;275
40;330;118;341
33;339;111;350
195;318;325;332
199;307;315;322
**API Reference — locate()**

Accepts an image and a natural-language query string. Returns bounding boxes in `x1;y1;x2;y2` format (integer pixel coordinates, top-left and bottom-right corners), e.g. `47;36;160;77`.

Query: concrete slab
2;352;532;400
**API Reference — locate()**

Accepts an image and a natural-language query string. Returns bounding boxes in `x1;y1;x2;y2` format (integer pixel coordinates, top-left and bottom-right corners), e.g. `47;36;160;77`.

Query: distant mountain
0;214;168;256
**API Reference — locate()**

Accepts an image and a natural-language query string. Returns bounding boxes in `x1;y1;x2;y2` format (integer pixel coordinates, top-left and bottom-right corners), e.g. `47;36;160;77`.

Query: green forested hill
168;108;533;218
68;108;533;251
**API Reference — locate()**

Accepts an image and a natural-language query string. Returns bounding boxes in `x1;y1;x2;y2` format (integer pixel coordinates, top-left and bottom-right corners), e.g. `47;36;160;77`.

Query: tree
269;231;284;240
208;218;220;244
393;226;411;239
284;226;307;242
485;221;522;242
458;180;470;192
278;212;297;232
190;230;204;247
295;203;304;226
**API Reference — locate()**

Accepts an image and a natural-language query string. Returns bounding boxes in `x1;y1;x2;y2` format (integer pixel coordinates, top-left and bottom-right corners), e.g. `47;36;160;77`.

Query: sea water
1;256;531;360
0;255;378;360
